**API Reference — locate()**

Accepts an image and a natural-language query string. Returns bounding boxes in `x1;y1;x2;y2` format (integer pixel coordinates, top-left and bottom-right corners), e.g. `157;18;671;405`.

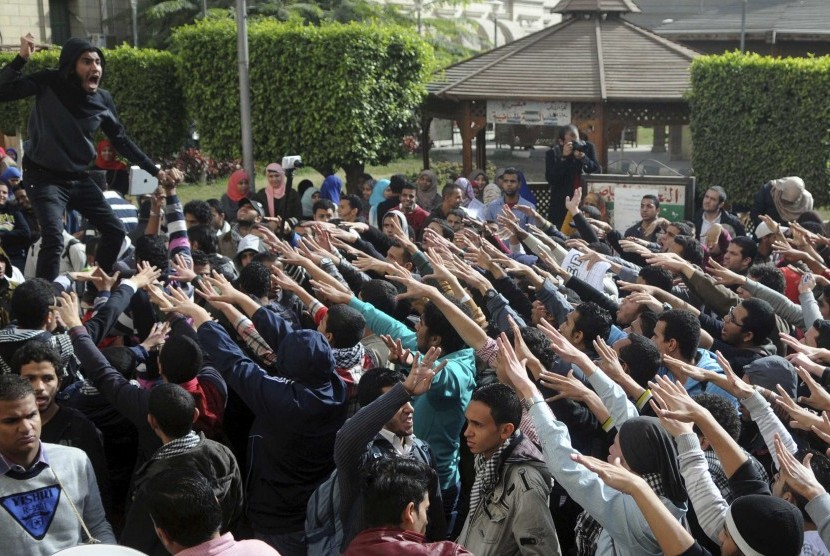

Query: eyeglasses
724;306;747;330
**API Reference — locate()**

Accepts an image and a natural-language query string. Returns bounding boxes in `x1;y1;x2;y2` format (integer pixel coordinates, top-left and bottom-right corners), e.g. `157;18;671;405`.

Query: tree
172;18;433;186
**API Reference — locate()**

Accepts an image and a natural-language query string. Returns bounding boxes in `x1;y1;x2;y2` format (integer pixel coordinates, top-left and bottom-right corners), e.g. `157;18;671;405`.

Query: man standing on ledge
0;33;180;280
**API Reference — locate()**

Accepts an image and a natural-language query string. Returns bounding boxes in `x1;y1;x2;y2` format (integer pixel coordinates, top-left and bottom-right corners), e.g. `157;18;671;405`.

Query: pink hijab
265;162;286;217
227;169;249;202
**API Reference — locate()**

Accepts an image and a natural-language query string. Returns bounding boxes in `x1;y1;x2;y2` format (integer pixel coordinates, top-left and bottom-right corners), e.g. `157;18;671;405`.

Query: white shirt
378;428;414;456
698;211;722;240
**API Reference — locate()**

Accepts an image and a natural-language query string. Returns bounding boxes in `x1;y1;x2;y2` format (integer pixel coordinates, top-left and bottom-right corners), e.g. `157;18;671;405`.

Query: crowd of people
2;32;830;556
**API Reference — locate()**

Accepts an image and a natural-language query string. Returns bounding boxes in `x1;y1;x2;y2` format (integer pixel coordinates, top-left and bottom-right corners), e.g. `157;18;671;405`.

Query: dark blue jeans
25;168;125;281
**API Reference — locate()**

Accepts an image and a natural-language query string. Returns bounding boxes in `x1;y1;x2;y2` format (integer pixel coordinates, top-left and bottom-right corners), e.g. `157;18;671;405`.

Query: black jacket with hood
197;305;349;535
0;38;158;177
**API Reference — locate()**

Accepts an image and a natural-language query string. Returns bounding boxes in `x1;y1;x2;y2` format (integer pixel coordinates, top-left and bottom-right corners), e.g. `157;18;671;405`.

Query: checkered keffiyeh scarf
468;431;520;514
151;431;201;461
333;343;365;370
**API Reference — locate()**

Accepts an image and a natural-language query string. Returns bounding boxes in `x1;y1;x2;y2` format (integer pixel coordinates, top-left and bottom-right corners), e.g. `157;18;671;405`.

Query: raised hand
53;291;83;329
19;33;35;59
386;275;439;303
537;318;590;366
170;253;196;283
144;283;174;310
132;261;162;290
140;321;170;352
160;286;212;327
593;337;626;380
648;374;706;424
381;334;414;366
92;266;120;293
270;266;302;294
775;384;824;431
309;279;352;305
715;350;754;400
564;186;582;215
201;271;245;305
539;369;592;402
571;453;646;495
706;258;746;287
796;366;830;412
495;332;534;397
403;348;447;396
774;434;826;501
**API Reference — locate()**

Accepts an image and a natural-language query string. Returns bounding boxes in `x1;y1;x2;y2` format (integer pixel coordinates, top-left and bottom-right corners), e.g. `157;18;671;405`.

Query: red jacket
343;527;472;556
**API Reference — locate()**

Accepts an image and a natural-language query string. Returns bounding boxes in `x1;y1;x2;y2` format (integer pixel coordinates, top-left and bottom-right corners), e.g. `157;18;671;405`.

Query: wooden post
475;127;487;172
458;101;486;175
595;101;607;172
421;115;433;170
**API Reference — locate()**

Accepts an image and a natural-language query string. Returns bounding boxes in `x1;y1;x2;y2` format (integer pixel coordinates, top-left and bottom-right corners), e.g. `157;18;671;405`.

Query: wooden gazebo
422;0;700;175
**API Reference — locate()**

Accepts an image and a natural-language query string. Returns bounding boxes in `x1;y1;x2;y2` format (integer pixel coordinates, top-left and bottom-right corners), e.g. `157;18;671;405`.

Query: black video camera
571;140;588;153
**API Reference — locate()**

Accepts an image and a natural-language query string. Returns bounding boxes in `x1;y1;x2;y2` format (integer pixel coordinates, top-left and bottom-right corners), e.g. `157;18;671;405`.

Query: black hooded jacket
0;38;158;176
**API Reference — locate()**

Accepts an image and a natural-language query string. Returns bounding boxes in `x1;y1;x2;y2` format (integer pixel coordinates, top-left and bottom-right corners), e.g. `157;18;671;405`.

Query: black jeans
25;167;125;281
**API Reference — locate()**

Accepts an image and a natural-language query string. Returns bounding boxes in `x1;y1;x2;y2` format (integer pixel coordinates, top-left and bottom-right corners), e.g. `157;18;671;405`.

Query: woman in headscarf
5;148;18;163
454;177;485;221
751;176;813;226
253;162;302;221
319;174;343;205
468;169;488;201
416;169;441;212
94;139;129;196
221;169;252;222
368;179;391;228
300;187;321;220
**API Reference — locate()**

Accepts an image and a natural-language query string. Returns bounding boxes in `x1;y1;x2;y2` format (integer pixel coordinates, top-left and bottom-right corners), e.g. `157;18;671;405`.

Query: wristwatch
319;257;332;266
521;393;546;411
484;289;498;301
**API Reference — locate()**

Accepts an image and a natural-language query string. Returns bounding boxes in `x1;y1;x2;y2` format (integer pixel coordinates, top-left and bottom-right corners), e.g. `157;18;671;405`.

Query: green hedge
172;19;434;178
689;52;830;207
0;46;187;160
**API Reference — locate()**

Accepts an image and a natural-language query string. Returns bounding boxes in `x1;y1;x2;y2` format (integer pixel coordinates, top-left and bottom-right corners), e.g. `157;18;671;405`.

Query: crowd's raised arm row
2;32;830;556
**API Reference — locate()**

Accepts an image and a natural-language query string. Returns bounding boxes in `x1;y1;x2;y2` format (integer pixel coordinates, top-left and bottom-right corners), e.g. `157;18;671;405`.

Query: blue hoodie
197;307;348;534
320;175;343;205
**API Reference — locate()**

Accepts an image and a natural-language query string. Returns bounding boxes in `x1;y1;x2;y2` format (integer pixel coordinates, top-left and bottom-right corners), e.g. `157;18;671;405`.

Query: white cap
754;221;788;239
236;234;261;256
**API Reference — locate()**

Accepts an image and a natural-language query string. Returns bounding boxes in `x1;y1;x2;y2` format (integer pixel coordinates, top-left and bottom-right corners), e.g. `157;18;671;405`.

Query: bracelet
150;212;159;217
521;393;546;411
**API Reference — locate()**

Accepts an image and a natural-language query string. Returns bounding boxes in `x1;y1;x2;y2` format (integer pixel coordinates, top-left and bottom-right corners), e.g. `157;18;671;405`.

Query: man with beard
482;168;536;228
0;33;179;280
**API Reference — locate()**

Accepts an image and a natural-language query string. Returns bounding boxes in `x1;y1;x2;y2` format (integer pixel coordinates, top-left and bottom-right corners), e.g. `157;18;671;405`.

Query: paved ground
429;141;692;183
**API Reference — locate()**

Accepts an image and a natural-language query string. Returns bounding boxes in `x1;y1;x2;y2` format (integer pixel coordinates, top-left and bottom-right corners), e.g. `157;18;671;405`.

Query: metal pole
203;0;208;18
740;0;747;53
493;15;497;47
130;0;138;46
236;0;256;191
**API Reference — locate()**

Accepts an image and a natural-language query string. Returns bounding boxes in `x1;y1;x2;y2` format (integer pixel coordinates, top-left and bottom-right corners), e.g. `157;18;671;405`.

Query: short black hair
187;224;218;254
637;309;659;339
252;251;278;266
10;341;61;375
0;374;35;402
145;468;223;548
668;221;692;237
658;309;700;360
159;335;203;384
642;194;660;209
673;235;704;267
692;393;740;440
707;186;727;204
813;319;830;350
421;298;469;354
747;263;785;294
341;194;363;213
448;208;466;220
639;265;673;292
441;184;463;199
471;383;522;429
740;298;776;346
389;174;408;194
501;167;520;181
557;123;579;141
731;236;758;262
358;279;398;317
424;218;454;239
149;382;195;439
205;198;224;217
191;249;210;268
401;181;417;192
363;458;434;529
183;200;213;227
573;302;612;346
357;367;405;408
325;304;366;348
312;199;336;214
135;234;169;270
11;278;55;329
503;326;555;370
238;261;271;299
619;333;662;390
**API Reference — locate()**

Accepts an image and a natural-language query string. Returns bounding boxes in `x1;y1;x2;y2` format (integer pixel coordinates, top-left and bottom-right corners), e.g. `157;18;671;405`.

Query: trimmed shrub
0;46;187;160
688;52;830;207
171;18;434;183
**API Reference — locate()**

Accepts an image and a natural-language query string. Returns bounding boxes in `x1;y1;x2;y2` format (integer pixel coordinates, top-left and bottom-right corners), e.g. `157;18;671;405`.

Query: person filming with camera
545;123;600;229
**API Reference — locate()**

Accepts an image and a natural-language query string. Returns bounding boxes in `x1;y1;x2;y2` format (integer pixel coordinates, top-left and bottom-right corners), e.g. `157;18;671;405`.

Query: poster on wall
487;101;571;126
583;175;695;234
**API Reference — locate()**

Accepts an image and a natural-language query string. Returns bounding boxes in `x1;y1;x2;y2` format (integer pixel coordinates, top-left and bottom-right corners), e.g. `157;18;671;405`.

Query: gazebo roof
428;6;699;102
552;0;641;14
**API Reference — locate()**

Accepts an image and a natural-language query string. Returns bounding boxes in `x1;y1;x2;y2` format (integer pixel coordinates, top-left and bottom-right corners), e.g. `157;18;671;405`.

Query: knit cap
725;494;803;556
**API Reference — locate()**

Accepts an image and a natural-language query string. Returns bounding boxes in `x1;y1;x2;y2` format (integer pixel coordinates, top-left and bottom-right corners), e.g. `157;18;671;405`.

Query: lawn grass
176;156;427;203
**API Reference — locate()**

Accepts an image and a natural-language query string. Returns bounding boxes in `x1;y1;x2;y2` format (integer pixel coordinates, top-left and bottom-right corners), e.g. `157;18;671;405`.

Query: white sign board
562;249;611;291
487;101;571;126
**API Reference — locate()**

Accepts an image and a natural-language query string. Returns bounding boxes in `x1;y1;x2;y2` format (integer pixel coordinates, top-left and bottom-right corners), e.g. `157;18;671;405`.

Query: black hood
58;38;105;81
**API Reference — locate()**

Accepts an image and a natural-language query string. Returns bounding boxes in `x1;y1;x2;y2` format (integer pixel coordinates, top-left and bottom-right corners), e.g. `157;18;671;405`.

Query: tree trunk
342;162;366;194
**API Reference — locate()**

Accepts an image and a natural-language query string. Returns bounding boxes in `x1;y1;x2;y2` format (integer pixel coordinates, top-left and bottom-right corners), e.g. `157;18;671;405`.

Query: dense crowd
2;31;830;556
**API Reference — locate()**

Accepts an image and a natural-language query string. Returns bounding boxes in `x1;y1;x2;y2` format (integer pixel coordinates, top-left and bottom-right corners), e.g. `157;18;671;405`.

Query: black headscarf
619;417;687;506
